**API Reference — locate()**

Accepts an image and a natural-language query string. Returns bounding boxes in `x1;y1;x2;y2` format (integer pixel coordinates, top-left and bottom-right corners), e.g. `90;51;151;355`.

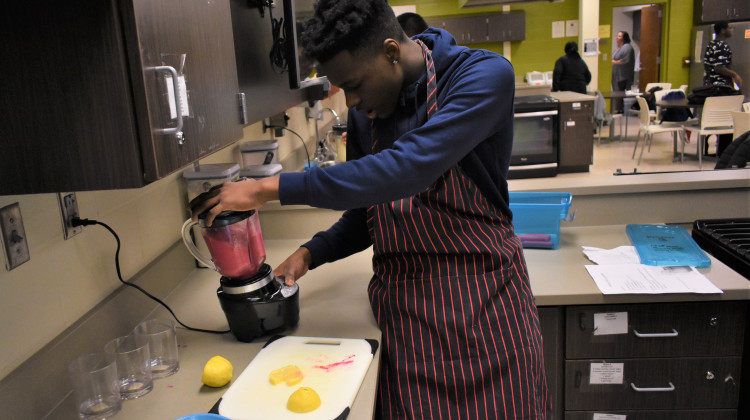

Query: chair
732;111;750;140
623;84;671;139
593;91;622;143
632;96;686;164
645;82;672;92
683;95;745;168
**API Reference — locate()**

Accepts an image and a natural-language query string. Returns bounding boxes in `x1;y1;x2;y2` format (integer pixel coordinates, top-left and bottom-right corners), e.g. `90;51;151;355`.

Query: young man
704;21;743;89
703;21;743;157
192;1;549;418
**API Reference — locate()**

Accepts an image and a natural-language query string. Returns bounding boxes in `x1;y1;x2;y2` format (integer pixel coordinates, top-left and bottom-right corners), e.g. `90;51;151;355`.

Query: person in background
704;21;743;89
611;31;635;113
397;12;429;37
190;0;549;418
703;21;743;157
551;41;591;94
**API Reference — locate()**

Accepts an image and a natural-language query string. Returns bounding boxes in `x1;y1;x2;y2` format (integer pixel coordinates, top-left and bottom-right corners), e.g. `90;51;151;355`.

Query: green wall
389;0;692;91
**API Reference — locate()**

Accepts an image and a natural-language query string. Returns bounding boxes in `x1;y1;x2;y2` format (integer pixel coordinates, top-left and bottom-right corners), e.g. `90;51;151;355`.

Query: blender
181;208;299;342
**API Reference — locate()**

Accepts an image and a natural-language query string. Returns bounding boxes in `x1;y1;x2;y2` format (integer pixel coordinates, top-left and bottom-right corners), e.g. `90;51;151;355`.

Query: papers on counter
582;246;723;295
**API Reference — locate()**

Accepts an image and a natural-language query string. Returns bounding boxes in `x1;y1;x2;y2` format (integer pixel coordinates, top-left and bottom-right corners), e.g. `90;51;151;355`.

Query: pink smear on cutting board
312;354;355;372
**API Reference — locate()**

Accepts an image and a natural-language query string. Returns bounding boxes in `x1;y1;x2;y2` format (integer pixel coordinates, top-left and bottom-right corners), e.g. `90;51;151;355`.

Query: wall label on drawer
593;312;628;335
593;414;626;420
590;362;624;384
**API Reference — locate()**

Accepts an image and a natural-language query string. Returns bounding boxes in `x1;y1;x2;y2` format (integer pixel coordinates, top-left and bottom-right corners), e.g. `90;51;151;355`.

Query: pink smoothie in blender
183;210;266;280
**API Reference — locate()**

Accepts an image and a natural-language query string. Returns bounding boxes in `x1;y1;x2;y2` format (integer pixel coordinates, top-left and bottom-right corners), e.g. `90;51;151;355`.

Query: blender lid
198;209;256;227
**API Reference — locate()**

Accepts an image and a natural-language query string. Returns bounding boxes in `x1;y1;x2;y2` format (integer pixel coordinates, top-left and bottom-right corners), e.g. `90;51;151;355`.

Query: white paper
593;414;627;420
594;312;628;335
552;21;565;38
590;362;624;384
586;264;723;295
566;20;579;37
583;246;640;265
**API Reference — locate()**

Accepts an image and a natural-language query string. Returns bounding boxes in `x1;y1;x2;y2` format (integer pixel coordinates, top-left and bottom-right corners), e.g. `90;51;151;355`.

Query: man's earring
392;59;398;64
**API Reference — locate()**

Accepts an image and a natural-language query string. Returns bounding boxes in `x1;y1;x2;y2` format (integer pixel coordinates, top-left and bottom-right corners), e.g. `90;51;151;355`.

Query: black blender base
218;290;300;342
216;265;300;342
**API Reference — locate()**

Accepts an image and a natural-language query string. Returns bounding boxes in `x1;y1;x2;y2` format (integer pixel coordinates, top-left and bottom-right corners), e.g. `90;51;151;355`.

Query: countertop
112;225;749;419
113;240;382;420
548;91;595;102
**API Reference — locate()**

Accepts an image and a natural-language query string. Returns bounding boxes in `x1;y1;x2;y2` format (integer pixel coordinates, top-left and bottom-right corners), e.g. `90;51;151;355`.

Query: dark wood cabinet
538;307;564;420
426;12;525;45
566;301;746;358
565;357;742;410
557;101;594;173
487;12;526;43
0;0;243;195
562;301;746;418
696;0;750;23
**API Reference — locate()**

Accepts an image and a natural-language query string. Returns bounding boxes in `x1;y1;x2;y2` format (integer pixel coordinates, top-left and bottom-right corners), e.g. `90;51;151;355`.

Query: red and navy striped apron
366;40;549;419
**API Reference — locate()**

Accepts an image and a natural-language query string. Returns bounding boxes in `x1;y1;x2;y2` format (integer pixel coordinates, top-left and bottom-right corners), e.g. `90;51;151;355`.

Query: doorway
612;4;664;90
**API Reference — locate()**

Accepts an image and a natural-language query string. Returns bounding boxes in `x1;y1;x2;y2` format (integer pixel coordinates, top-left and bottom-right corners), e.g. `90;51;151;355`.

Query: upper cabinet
695;0;750;23
0;0;244;195
426;11;526;44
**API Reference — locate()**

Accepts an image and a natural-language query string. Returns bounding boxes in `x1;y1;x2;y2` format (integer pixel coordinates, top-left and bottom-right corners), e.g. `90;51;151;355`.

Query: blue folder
626;224;711;268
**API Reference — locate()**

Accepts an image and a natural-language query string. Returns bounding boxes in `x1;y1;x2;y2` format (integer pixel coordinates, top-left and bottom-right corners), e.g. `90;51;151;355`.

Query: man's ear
383;38;401;64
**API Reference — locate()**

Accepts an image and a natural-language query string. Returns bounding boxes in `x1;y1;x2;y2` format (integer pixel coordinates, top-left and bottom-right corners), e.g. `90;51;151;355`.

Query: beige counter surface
524;225;750;306
110;240;381;420
548;91;595;102
88;225;749;419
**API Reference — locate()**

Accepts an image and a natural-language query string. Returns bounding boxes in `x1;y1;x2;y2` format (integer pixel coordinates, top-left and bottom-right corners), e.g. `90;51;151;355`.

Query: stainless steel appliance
689;21;750;97
509;95;560;179
181;204;299;342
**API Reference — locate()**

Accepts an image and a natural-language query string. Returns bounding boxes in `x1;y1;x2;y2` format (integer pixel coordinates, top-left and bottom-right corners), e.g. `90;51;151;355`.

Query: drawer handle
633;328;678;338
630;382;675;392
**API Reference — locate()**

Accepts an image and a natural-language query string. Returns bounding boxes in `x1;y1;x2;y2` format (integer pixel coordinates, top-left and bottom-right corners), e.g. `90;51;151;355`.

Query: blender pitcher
181;210;266;280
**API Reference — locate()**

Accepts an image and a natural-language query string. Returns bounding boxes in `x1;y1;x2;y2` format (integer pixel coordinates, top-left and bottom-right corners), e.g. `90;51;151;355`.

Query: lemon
287;387;321;413
201;355;233;387
269;365;303;386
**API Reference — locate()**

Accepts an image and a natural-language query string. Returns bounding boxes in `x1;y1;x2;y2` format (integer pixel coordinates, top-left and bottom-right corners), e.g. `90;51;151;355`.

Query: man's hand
189;177;281;226
274;247;313;286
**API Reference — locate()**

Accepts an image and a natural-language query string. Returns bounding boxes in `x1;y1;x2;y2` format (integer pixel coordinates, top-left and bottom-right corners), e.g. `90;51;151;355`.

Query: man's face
616;32;624;45
319;48;402;119
723;26;734;38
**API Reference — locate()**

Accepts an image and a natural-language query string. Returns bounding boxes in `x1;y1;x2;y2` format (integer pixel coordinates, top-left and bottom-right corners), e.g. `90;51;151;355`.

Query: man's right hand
274;247;313;286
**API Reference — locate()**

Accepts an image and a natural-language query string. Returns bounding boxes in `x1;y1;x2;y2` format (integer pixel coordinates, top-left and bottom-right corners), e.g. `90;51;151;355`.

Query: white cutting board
219;336;376;420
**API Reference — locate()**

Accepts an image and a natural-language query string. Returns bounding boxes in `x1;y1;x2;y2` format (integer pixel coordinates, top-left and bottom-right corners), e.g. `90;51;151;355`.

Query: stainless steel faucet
314;107;341;145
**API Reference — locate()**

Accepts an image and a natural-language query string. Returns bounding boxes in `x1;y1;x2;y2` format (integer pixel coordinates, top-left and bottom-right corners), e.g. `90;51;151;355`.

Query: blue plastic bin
509;192;573;249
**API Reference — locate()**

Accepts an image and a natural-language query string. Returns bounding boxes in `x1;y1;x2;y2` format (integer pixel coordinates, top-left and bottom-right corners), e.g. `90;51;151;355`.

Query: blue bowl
176;414;232;420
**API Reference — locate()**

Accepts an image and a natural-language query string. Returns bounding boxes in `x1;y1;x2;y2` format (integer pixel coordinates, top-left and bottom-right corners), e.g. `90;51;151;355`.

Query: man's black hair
620;31;631;44
397;12;429;37
300;0;407;64
714;21;729;35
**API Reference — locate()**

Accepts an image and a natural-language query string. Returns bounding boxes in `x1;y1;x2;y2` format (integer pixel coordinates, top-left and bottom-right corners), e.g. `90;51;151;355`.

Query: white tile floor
589;115;718;177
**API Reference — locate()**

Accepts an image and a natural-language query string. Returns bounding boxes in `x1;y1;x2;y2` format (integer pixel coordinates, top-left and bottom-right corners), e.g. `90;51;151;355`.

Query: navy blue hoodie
278;28;516;267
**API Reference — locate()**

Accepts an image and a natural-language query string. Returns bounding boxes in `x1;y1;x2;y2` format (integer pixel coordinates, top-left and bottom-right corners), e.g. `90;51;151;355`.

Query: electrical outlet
263;112;288;137
0;203;30;270
58;192;83;240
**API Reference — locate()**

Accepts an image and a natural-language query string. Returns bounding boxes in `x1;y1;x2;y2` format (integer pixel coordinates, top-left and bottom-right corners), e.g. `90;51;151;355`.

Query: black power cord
72;217;231;335
267;2;288;74
265;124;312;168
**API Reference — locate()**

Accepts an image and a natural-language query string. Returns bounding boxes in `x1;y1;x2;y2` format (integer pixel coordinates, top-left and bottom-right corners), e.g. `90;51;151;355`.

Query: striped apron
366;40;549;419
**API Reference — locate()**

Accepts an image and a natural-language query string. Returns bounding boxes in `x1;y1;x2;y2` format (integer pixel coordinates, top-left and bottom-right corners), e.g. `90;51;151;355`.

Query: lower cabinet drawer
565;409;737;420
565;357;742;410
565;301;746;358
